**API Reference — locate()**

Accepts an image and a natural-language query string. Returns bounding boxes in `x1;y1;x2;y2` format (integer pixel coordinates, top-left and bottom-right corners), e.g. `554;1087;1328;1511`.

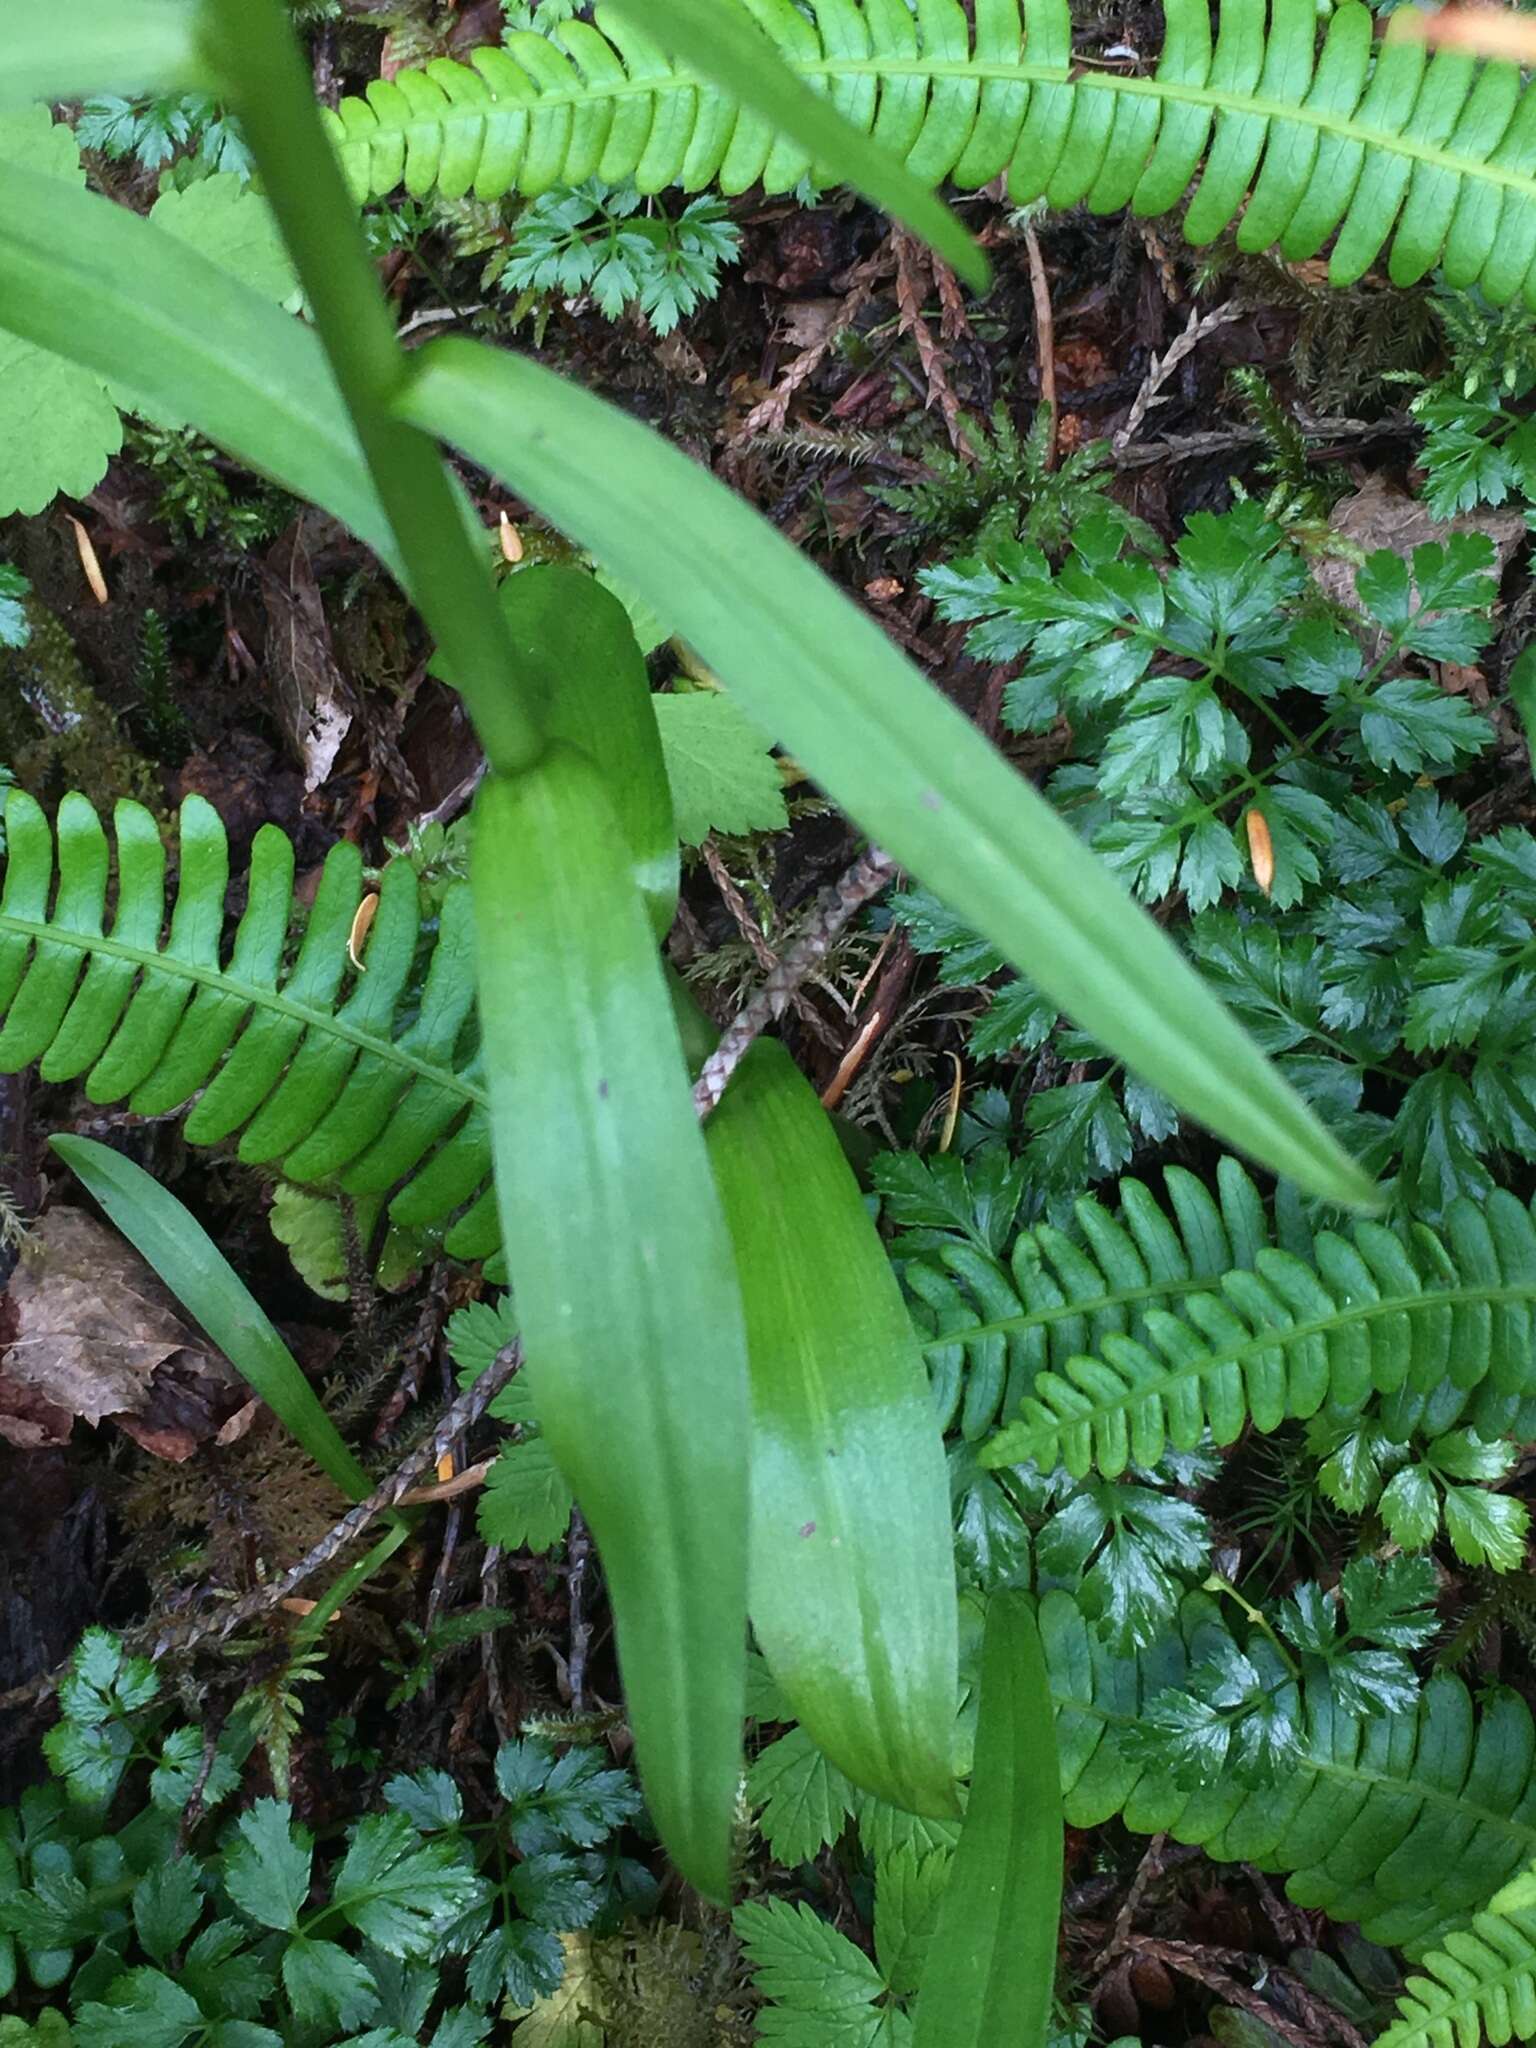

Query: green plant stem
1204;1572;1301;1679
191;0;544;777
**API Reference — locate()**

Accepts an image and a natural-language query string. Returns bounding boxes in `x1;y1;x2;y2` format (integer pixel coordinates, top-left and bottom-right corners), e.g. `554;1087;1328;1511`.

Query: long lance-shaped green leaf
397;339;1377;1212
193;0;543;779
603;0;987;291
914;1594;1062;2048
0;168;410;582
472;747;750;1902
705;1038;960;1820
485;566;679;939
49;1136;373;1506
2;1;204;106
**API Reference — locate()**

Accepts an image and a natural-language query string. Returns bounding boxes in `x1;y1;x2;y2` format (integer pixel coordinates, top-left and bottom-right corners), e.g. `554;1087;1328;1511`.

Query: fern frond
902;1155;1276;1442
1374;1869;1536;2045
974;1183;1536;1479
1044;1587;1536;1955
326;0;1536;308
0;790;500;1264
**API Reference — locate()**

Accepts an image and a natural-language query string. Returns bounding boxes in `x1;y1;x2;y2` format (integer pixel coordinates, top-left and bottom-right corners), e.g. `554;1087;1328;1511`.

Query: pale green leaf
0;331;121;518
653;692;788;845
477;1442;574;1557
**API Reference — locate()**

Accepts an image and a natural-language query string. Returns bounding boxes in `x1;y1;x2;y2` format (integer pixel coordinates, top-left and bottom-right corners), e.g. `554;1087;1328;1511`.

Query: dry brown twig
693;845;898;1115
732;248;893;443
1113;300;1249;454
893;229;967;451
1021;222;1058;471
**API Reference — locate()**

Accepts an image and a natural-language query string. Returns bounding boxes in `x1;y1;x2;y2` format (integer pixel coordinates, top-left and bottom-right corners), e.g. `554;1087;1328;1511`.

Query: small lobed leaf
477;1441;574;1557
224;1801;313;1933
652;691;788;845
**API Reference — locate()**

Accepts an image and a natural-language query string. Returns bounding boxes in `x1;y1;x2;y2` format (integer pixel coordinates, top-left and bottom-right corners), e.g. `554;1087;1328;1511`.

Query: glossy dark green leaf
48;1135;372;1504
604;0;988;291
472;749;749;1901
2;2;204;106
705;1039;959;1820
398;339;1378;1211
914;1593;1063;2048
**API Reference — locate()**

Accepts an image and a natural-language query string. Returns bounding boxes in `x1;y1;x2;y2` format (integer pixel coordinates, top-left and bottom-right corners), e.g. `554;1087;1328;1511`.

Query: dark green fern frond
1044;1587;1536;1956
326;0;1536;308
978;1188;1536;1478
0;789;500;1264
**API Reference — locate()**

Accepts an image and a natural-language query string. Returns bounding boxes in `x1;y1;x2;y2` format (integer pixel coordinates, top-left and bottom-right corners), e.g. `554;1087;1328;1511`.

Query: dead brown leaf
1;1209;245;1460
1315;476;1526;615
261;519;357;796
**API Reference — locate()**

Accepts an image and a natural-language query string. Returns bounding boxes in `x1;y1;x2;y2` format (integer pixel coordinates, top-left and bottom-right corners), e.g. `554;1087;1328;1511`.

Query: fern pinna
0;789;500;1268
326;0;1536;308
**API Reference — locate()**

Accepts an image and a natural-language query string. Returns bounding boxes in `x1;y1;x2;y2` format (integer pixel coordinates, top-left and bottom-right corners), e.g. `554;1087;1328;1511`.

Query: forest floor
3;9;1535;2046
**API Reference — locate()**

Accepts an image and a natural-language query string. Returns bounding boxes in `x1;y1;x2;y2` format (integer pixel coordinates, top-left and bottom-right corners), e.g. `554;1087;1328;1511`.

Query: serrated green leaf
132;1862;204;1966
0;329;121;517
477;1441;574;1557
281;1939;379;2032
224;1801;312;1932
747;1727;856;1865
1442;1486;1529;1571
383;1770;462;1833
875;1848;951;1999
467;1921;565;2008
330;1813;485;1956
74;1971;203;2048
652;692;788;845
735;1899;886;2013
1379;1466;1441;1553
146;174;293;305
494;1740;641;1854
509;1855;600;1932
149;1726;239;1815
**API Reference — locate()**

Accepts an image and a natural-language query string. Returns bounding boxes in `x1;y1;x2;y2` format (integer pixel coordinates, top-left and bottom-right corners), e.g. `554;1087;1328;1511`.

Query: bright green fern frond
978;1188;1536;1479
1373;1868;1536;2045
0;789;500;1265
1044;1587;1536;1955
326;0;1536;308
